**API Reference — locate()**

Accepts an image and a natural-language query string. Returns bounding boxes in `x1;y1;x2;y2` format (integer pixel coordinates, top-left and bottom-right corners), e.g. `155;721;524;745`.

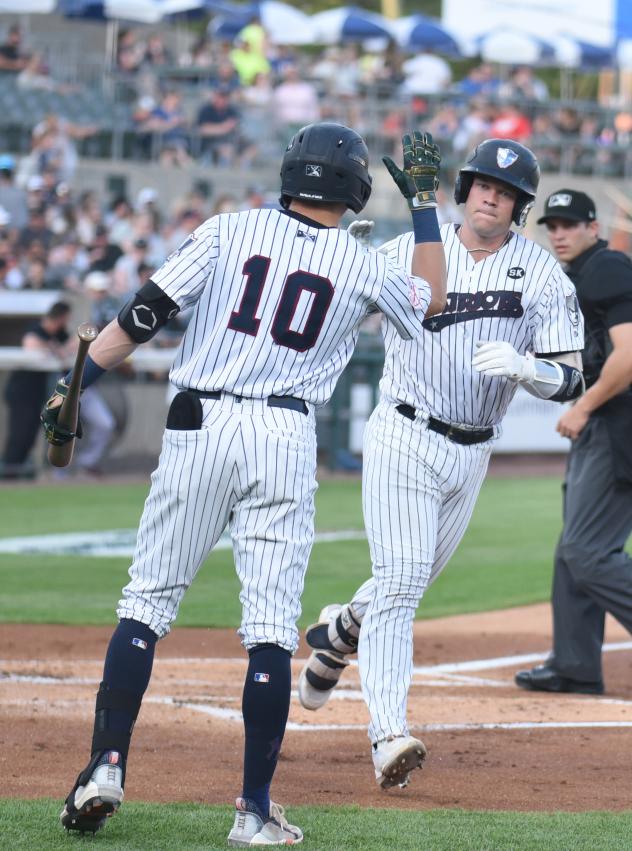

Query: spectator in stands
75;190;102;247
22;258;51;291
0;24;28;74
87;224;123;274
0;255;8;288
1;301;73;479
17;205;54;254
142;34;172;70
112;237;149;298
490;102;532;142
614;110;632;145
180;35;214;69
144;90;191;166
553;107;582;138
237;14;268;57
117;29;144;74
455;63;500;98
452;99;493;154
32;114;98;184
164;207;204;255
130;209;166;267
209;58;242;94
400;49;451;97
241;71;273;110
0;154;27;232
230;37;271;87
196;86;240;166
428;104;460;145
25;174;46;212
530;113;562;172
106;196;135;248
69;271;119;478
16;53;76;94
46;234;88;291
211;193;240;216
272;65;320;136
498;66;548;102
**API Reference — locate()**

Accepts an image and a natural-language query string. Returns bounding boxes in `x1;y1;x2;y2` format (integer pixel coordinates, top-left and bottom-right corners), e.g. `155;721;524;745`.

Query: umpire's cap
454;138;540;227
280;122;372;214
537;189;596;225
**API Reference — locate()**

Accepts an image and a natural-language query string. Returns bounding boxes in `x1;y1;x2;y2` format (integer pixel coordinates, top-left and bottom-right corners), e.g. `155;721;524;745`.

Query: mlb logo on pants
254;672;270;683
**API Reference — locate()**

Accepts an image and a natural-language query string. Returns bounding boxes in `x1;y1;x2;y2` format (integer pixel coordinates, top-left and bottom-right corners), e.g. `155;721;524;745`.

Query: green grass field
0;476;566;626
3;474;631;849
1;800;632;850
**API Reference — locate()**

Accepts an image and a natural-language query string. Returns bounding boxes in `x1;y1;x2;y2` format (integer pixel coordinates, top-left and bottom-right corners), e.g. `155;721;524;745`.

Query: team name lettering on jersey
423;289;524;331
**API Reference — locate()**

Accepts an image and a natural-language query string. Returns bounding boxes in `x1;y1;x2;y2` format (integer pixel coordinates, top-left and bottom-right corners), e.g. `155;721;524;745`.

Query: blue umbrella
311;6;394;44
472;30;556;65
552;34;613;69
391;14;462;58
208;1;312;45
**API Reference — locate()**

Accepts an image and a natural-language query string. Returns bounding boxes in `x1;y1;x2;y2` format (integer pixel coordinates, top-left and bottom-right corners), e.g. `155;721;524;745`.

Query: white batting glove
348;219;375;248
472;341;536;382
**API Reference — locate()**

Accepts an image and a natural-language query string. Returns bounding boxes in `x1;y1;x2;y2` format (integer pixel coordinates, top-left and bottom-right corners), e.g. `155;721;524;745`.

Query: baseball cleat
372;736;427;790
60;750;124;833
227;797;303;846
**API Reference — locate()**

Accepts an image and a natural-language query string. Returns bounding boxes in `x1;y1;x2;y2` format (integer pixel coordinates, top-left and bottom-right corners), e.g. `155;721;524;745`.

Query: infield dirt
2;603;631;812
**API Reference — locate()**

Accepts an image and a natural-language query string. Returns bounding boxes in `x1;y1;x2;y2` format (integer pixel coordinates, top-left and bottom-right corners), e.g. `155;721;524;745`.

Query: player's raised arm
383;131;447;317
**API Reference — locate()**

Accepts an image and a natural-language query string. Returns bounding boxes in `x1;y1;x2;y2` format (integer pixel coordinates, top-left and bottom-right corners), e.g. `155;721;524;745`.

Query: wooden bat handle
47;323;99;468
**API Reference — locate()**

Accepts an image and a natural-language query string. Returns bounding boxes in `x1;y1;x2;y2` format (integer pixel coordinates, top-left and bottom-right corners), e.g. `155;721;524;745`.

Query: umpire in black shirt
516;189;632;694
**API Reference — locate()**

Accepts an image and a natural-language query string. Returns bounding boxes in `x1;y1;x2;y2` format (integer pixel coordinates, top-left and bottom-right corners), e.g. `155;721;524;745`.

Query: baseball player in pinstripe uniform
298;138;586;790
44;124;447;845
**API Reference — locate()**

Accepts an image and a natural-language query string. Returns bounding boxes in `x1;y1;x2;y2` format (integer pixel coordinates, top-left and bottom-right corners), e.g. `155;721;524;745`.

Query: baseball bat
47;322;99;468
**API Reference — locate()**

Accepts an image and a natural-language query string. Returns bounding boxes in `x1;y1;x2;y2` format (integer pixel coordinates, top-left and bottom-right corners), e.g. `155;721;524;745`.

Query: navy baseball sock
91;619;158;762
241;643;292;818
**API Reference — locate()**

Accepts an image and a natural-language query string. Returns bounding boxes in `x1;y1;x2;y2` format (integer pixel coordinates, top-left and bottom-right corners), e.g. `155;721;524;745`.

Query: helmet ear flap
514;196;534;227
454;172;472;206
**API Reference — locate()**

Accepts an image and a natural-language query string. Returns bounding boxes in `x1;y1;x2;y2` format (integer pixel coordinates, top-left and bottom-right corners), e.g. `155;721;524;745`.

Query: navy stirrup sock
91;619;158;762
241;644;292;817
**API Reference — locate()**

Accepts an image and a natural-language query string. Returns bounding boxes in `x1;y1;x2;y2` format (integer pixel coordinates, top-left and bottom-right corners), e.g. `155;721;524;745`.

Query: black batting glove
40;378;83;445
383;131;441;211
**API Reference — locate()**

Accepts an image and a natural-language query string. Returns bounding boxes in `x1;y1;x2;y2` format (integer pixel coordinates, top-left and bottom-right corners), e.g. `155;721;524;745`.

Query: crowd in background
0;15;630;480
0;21;631;178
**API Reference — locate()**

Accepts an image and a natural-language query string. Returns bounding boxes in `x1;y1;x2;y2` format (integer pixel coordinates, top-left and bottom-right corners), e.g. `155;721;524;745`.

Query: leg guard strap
91;682;142;755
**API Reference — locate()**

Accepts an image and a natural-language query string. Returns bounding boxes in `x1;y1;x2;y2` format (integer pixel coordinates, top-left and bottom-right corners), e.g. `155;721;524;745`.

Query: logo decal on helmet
548;192;573;207
496;148;518;169
305;164;322;177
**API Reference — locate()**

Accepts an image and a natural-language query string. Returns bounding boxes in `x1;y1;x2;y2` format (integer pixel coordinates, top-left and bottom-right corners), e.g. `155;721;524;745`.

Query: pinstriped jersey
150;208;430;404
379;224;584;428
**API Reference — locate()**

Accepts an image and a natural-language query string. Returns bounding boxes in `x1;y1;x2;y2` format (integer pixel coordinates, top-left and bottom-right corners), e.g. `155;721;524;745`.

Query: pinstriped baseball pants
357;400;492;743
117;395;317;653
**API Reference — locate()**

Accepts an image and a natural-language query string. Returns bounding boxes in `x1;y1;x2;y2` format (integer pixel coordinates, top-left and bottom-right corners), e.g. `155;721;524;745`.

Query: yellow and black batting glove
382;131;441;211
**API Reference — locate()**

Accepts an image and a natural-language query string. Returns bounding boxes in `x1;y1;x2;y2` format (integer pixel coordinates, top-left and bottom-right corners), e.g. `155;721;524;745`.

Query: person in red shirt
490;102;532;142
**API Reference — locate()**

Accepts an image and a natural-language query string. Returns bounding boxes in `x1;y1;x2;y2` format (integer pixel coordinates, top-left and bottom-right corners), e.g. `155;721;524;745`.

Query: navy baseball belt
395;404;493;445
192;389;308;415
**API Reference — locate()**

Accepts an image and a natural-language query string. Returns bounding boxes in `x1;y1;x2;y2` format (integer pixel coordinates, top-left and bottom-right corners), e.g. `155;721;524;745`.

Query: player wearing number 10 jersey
53;122;447;845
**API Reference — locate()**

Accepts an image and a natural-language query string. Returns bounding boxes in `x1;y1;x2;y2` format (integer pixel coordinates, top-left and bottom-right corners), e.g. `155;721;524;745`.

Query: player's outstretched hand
382;131;441;211
472;341;536;382
348;219;375;248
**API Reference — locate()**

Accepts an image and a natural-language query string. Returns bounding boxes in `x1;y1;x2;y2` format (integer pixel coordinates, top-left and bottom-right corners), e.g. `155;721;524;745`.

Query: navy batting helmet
454;138;540;226
279;122;372;214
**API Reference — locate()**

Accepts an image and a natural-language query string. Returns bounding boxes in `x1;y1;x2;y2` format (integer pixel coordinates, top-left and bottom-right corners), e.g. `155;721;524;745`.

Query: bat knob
77;322;99;343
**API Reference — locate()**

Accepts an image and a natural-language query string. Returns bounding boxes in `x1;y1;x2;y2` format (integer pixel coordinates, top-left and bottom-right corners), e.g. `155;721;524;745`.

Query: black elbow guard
549;363;584;402
117;280;180;343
